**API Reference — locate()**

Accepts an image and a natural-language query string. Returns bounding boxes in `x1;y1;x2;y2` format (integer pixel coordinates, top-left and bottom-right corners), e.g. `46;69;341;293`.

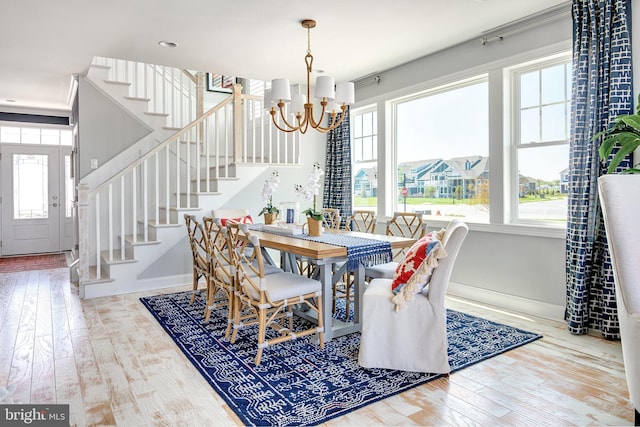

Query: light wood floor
0;267;633;426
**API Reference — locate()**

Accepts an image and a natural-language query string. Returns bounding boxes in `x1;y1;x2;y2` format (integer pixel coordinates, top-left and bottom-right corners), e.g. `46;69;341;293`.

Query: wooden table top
249;228;416;260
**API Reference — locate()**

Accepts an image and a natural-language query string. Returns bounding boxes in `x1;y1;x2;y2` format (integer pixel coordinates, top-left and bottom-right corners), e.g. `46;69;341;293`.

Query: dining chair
184;214;208;305
364;212;427;280
227;223;325;365
322;208;342;230
333;210;378;320
345;210;377;233
211;208;253;225
358;219;468;373
205;218;283;336
202;217;234;326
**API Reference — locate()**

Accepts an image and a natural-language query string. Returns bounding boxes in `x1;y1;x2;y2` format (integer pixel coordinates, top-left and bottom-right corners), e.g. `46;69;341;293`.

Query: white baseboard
82;274;191;299
447;281;565;322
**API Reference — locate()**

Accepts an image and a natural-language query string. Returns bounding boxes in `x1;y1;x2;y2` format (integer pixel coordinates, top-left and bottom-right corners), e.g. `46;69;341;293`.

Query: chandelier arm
271;119;301;133
278;106;303;131
269;109;300;133
307;101;328;129
312;106;348;133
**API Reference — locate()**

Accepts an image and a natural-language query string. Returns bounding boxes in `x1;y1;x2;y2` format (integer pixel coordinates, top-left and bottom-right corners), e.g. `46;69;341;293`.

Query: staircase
76;57;300;298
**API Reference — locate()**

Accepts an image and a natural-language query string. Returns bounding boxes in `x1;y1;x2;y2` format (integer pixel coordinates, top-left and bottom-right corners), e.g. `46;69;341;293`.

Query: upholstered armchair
358;219;468;373
598;174;640;424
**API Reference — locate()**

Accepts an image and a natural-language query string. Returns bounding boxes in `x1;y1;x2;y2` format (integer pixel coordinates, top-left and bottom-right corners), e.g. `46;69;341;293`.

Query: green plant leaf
599;131;640;159
618;114;640;129
608;138;640;173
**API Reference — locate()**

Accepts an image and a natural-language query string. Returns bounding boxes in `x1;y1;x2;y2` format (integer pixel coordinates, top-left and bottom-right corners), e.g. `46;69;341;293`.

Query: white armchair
358;219;468;373
598;174;640;424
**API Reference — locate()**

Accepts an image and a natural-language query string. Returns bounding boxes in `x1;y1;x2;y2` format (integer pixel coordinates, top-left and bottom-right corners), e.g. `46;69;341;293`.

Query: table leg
353;265;364;324
317;262;334;342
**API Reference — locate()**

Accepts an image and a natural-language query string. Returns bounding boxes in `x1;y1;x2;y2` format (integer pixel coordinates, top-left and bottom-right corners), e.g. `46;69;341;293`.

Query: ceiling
0;0;569;113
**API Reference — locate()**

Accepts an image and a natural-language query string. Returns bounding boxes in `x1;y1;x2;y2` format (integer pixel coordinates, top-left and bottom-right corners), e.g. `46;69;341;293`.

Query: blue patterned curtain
323;109;352;228
565;0;632;339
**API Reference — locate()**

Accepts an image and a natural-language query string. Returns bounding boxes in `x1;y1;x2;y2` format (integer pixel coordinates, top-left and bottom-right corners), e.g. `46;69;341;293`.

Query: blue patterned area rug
140;291;541;426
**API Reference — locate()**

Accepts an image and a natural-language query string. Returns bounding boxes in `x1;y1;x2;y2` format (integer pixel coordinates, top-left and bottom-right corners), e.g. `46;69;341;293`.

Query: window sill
378;215;566;239
424;218;566;239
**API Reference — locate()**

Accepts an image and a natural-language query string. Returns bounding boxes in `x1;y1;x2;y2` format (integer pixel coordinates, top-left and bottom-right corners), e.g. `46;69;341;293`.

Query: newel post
233;83;243;164
196;71;206;152
77;183;90;292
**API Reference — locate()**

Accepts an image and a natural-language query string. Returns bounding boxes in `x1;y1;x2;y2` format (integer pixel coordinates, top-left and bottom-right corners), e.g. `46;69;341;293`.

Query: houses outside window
393;78;490;222
352;49;571;232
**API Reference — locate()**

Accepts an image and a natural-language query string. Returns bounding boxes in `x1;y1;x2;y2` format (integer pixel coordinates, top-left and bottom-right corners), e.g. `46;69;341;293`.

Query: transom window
0;125;72;146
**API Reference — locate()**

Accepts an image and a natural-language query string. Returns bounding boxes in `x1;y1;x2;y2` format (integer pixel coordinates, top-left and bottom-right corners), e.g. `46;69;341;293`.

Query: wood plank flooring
0;267;633;426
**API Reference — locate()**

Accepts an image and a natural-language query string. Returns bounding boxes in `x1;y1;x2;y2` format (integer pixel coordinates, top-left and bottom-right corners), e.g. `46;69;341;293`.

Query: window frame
389;75;490;223
350;105;378;213
508;53;572;227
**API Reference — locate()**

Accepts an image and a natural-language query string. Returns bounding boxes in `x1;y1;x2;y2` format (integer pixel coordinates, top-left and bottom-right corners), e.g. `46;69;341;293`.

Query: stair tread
86;266;114;283
103;80;131;87
144;111;169;117
148;220;183;228
179;191;222;196
124;96;151;102
160;206;201;212
100;250;138;263
82;277;115;285
124;235;161;245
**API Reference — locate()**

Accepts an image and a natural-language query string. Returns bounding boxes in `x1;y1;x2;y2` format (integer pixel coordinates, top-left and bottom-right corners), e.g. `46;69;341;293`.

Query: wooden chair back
322;208;342;230
386;212;427;260
346;210;377;233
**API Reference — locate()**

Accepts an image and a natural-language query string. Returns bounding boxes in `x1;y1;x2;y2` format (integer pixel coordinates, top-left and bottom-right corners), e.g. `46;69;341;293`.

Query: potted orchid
258;171;280;224
295;163;324;235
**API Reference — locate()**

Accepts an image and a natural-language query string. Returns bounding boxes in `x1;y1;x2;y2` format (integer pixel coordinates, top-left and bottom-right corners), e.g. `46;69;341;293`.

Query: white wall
223;129;327;219
353;6;573;320
77;78;151;178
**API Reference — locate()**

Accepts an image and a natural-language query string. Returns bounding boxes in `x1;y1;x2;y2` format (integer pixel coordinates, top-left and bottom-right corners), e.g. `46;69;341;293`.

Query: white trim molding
448;281;565;322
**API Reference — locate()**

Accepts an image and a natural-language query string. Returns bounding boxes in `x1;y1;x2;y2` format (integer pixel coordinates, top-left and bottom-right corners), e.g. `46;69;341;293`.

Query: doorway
1;144;73;255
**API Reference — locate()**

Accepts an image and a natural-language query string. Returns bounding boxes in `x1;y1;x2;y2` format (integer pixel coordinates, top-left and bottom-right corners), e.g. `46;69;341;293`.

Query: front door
1;144;72;255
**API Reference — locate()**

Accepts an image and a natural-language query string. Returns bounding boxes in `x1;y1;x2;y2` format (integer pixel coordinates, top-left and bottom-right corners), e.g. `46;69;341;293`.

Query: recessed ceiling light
158;40;178;48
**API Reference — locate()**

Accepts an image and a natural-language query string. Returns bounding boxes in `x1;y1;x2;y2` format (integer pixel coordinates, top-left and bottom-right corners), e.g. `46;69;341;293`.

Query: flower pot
264;212;277;224
306;218;323;236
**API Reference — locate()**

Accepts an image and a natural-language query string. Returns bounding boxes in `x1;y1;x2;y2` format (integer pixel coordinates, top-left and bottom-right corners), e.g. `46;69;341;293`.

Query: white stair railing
77;83;300;283
92;56;196;128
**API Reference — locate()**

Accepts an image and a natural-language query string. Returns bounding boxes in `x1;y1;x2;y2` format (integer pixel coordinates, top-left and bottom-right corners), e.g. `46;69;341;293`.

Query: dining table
247;224;416;341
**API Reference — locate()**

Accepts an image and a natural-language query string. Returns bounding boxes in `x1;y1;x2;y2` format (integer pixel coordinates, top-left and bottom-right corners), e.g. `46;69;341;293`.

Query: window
0;125;72;146
393;78;489;222
512;56;571;225
351;107;377;212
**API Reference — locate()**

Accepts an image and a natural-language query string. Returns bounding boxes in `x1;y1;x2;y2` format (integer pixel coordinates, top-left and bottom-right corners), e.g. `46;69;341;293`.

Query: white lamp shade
335;82;355;105
314;76;335;100
291;94;307;117
271;79;291;103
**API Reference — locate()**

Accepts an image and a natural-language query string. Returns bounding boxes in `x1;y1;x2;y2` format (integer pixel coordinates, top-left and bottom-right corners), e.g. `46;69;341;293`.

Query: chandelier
269;19;355;134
